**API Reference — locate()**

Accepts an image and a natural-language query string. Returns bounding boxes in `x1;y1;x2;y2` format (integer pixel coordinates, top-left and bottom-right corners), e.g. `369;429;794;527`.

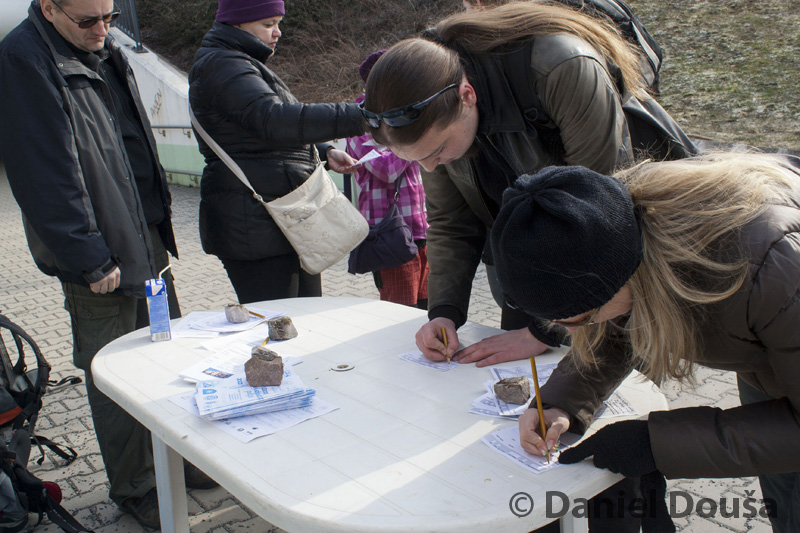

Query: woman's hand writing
415;317;457;362
519;406;570;457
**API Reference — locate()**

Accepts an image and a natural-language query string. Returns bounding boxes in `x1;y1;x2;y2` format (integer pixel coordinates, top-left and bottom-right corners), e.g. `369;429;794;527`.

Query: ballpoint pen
529;356;550;463
441;326;450;363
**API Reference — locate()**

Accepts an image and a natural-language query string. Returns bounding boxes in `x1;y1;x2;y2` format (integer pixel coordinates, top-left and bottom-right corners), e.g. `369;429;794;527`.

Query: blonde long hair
436;1;648;98
364;1;647;147
569;152;800;384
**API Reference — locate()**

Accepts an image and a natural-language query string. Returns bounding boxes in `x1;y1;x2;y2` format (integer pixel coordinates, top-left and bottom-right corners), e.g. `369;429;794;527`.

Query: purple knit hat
358;50;387;83
216;0;285;25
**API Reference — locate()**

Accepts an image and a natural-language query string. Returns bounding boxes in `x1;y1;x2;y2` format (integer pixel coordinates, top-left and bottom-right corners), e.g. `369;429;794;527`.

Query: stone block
494;376;530;405
268;316;298;340
244;347;283;387
224;304;249;324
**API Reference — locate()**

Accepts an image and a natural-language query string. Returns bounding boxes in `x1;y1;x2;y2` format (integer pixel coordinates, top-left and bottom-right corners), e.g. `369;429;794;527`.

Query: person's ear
41;0;56;23
459;81;477;107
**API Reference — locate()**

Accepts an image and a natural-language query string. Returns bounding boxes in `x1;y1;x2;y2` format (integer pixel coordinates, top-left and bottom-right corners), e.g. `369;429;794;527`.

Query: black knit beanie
490;166;643;320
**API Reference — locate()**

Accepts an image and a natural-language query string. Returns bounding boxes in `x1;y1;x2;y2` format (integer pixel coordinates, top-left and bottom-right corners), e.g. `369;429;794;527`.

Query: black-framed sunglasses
359;83;459;128
505;294;603;328
550;307;603;328
52;1;121;29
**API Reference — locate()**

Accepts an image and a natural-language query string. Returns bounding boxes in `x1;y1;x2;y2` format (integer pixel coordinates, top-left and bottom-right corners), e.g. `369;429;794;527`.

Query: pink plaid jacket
346;100;428;240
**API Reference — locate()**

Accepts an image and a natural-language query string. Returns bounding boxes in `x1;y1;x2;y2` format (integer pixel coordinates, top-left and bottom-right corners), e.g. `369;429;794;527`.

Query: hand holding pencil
517;393;571;460
415;318;457;363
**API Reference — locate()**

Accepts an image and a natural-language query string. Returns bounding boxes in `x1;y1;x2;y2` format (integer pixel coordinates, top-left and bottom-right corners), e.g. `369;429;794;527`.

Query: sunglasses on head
52;1;121;29
360;83;459;128
504;294;602;328
549;307;602;328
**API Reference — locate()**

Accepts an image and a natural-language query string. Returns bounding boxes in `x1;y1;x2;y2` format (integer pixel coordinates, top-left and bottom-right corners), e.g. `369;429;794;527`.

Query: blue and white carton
145;276;171;342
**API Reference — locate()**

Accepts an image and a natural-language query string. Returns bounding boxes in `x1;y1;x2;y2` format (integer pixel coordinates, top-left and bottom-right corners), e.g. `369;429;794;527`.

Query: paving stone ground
0;163;772;532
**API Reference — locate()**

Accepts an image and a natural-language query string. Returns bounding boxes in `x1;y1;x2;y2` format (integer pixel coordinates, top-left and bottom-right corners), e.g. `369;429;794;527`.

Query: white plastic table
92;297;668;533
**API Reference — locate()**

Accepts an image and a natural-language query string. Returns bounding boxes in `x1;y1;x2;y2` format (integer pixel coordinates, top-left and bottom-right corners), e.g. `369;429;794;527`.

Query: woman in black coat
189;0;365;303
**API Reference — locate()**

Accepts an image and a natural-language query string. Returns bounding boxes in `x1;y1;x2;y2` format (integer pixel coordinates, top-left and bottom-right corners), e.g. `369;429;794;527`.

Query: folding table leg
152;435;190;533
560;516;589;533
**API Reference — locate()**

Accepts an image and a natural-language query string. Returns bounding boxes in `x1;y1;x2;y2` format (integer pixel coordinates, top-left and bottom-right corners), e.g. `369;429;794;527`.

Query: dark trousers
219;253;322;305
738;376;799;532
63;225;180;504
531;476;642;532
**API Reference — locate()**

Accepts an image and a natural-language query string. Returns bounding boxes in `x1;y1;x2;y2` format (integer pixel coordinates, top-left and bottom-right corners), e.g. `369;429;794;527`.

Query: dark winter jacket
0;3;177;297
423;34;694;337
541;155;800;479
188;22;364;260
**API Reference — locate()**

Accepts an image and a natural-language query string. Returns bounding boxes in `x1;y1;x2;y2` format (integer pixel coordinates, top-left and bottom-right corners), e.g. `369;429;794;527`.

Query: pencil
529;356;550;463
248;309;266;319
441;326;450;363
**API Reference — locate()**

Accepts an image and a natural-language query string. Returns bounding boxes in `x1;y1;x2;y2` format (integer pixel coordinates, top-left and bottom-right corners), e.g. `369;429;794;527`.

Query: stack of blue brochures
194;366;315;421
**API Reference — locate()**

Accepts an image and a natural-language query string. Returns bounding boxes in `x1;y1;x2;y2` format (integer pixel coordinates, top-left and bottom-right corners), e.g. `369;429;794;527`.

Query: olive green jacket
424;33;632;327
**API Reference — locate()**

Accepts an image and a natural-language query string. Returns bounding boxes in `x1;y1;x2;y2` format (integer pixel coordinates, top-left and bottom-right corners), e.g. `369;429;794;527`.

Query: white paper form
180;340;257;382
200;325;271;352
355;149;382;166
490;363;557;384
482;425;573;474
594;392;637;419
169;393;338;443
171;311;222;338
481;364;635;420
490;364;557;417
470;391;503;417
398;350;460;372
188;306;281;334
180;340;300;383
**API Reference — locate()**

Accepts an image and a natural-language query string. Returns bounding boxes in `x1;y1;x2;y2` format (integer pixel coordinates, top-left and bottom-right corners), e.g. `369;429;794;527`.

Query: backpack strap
9;462;94;533
0;315;52;433
494;41;565;161
0;325;20;394
31;435;78;466
48;376;82;389
42;494;95;533
0;314;52;393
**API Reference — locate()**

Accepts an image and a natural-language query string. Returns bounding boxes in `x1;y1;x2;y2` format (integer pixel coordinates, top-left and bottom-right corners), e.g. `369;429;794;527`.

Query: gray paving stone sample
268;316;298;340
494;376;530;405
245;347;283;387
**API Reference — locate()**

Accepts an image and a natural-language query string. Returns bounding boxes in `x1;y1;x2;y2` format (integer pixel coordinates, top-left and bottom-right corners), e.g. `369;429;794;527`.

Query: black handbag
347;176;419;274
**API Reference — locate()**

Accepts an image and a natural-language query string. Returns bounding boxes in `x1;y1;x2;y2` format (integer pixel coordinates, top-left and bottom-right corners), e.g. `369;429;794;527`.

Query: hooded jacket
422;33;631;330
423;33;694;334
188;22;364;260
0;3;177;297
541;155;800;479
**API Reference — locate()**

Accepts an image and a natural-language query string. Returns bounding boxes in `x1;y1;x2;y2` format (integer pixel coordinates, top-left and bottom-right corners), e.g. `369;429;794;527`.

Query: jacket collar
201;21;275;63
28;1;111;75
459;46;528;136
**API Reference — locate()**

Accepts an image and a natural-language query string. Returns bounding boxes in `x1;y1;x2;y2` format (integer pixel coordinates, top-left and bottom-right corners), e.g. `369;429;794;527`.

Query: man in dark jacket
0;0;209;527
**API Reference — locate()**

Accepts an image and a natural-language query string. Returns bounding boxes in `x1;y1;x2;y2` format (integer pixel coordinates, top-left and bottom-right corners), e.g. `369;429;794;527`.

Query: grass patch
138;0;799;150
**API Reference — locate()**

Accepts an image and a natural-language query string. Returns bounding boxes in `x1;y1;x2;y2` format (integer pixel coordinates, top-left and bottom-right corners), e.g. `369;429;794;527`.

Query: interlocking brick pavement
0;163;772;532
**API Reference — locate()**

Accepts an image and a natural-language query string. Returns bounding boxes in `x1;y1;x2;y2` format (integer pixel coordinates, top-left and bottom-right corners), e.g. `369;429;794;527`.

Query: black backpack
425;0;698;163
559;0;663;94
0;313;92;533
